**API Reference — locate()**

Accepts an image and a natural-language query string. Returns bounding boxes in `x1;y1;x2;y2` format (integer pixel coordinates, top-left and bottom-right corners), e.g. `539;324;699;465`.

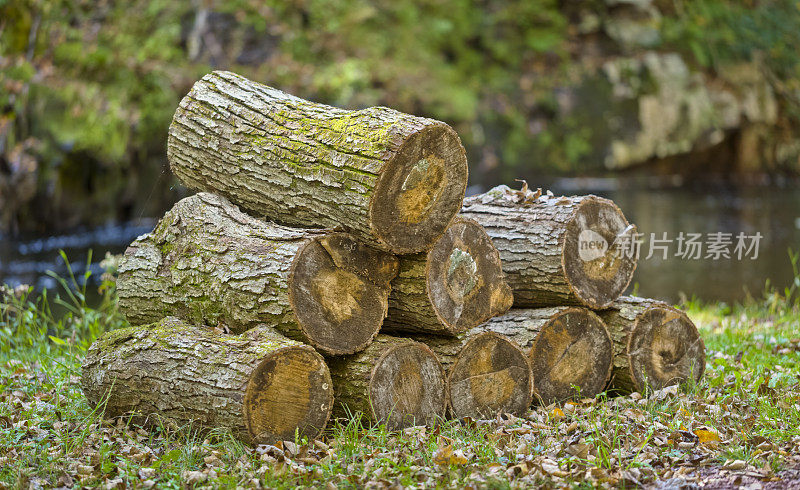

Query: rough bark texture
384;217;513;335
415;331;532;418
117;192;398;356
461;184;637;309
81;317;333;444
599;296;706;393
327;335;446;429
482;307;613;404
167;70;468;254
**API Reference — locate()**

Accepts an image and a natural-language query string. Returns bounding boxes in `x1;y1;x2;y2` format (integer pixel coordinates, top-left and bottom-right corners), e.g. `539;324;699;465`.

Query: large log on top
415;331;532;419
598;296;706;393
167;70;468;254
481;307;613;404
384;217;513;335
461;184;637;309
81;317;333;444
327;335;446;430
117;193;398;356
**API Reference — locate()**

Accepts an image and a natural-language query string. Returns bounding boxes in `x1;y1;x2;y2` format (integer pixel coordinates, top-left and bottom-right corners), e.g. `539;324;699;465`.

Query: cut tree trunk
81;317;333;444
384;217;513;335
482;307;613;404
117;192;398;356
327;335;446;429
416;331;532;418
598;296;706;393
167;70;468;254
461;184;637;309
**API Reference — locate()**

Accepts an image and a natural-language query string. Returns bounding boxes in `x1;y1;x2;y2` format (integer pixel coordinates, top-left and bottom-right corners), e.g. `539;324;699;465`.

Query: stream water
1;177;799;305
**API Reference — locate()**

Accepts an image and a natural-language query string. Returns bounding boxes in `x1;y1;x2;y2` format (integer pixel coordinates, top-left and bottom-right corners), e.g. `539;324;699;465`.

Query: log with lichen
117;192;398;356
326;335;446;429
598;296;706;393
81;317;333;444
414;331;532;418
461;185;637;309
167;70;468;254
481;307;613;404
383;217;513;336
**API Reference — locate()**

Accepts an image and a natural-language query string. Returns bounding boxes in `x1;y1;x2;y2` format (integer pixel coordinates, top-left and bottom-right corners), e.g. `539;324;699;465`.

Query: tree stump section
598;296;706;393
483;307;613;404
327;335;446;429
117;193;398;356
81;317;333;444
168;70;468;254
385;217;513;335
417;331;532;418
461;184;637;309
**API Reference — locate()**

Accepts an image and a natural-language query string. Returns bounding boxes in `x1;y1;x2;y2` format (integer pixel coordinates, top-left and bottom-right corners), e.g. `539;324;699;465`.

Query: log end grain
426;217;513;334
529;308;613;404
563;197;637;309
626;304;706;392
370;124;468;254
244;344;333;444
368;341;446;430
446;332;532;419
290;232;398;355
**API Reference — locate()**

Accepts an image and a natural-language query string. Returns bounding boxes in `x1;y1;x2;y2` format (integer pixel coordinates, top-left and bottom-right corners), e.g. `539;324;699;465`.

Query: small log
417;331;532;418
482;307;613;404
327;335;446;429
384;217;513;335
117;193;398;356
168;70;468;254
81;317;333;444
598;296;706;393
461;185;637;309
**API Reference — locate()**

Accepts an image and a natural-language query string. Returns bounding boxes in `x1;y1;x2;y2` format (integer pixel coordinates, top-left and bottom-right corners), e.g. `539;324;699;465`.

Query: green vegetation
3;1;798;231
1;252;799;487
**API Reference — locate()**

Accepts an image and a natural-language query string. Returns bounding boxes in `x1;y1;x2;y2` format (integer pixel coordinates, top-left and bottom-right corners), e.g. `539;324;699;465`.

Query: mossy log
81;317;333;444
482;307;613;404
598;296;706;393
461;185;637;309
384;217;513;335
415;331;532;419
117;192;398;356
327;335;446;429
167;70;468;254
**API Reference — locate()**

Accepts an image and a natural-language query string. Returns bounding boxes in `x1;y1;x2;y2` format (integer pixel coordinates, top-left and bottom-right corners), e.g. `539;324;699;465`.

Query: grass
1;252;799;488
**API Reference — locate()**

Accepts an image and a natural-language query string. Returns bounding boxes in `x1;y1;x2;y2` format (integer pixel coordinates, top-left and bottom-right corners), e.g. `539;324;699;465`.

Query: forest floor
1;260;799;489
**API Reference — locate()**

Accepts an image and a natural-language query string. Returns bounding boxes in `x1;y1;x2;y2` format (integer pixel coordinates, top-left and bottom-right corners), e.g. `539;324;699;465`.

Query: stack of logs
81;71;707;445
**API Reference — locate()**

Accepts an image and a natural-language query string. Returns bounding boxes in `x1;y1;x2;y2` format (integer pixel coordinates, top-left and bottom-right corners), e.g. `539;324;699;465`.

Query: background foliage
1;0;799;231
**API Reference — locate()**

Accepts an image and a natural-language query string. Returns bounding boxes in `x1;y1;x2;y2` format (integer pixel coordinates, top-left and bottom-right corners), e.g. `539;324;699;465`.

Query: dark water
530;176;800;304
1;179;798;305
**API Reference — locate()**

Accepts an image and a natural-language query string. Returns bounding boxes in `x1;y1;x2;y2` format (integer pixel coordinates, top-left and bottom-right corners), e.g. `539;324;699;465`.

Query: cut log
81;317;333;444
384;217;513;335
327;335;446;429
598;296;706;393
461;184;637;309
117;192;398;356
482;307;613;404
416;331;532;418
167;70;468;254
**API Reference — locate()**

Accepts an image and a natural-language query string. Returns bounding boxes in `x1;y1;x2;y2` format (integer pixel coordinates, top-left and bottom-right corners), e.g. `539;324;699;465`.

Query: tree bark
481;307;613;404
81;317;333;445
167;70;468;254
384;217;513;335
117;192;398;356
461;184;637;309
415;331;532;419
326;335;446;430
598;296;706;393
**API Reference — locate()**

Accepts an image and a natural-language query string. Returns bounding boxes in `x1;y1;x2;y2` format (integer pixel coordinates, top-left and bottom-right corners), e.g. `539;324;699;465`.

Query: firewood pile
81;71;706;445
